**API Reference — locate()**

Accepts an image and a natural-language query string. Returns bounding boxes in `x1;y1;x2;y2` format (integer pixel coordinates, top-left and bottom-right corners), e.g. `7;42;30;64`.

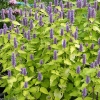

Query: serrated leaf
93;26;100;32
18;50;26;54
40;87;48;94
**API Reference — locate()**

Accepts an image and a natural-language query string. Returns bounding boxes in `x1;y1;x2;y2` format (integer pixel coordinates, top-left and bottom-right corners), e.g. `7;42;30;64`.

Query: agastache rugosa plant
38;72;42;81
62;39;66;48
11;52;16;67
76;66;81;74
53;50;57;60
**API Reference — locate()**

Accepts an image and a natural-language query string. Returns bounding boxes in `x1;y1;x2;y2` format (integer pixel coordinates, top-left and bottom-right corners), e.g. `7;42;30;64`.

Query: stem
96;92;98;100
92;86;94;100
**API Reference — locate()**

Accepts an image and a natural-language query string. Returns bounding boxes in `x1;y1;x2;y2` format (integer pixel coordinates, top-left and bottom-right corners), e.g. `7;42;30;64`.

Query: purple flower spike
38;72;42;81
83;0;87;7
24;0;28;4
39;16;43;26
90;43;94;49
30;19;33;30
76;66;81;74
66;23;70;32
3;23;7;29
11;53;16;67
90;62;95;68
34;1;37;8
82;88;87;97
40;59;43;65
49;2;52;7
49;13;53;23
30;54;33;60
8;8;13;20
54;0;58;6
20;9;23;16
27;30;31;40
95;60;98;67
50;29;54;39
97;71;100;78
59;11;63;18
98;38;100;46
24;82;28;88
54;37;57;44
21;68;27;75
97;50;100;64
15;27;19;34
8;70;11;78
60;29;64;36
14;38;18;48
94;1;98;10
74;27;78;40
76;0;83;8
79;44;83;52
48;45;51;50
86;76;90;84
0;29;2;35
22;17;28;26
1;9;5;19
34;12;38;20
62;39;66;48
29;9;32;16
33;34;36;38
53;50;57;60
3;28;7;34
83;54;86;65
8;33;11;40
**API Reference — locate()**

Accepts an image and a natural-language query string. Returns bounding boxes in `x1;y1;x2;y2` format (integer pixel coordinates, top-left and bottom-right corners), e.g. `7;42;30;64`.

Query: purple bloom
97;71;100;78
76;66;81;74
83;54;86;65
30;19;33;30
8;33;11;40
33;34;36;38
49;2;52;7
66;23;70;32
34;12;38;20
79;44;83;52
11;53;16;67
54;0;58;6
76;0;83;8
60;29;64;36
49;13;53;23
54;8;58;13
22;17;28;26
27;30;31;40
8;8;13;20
94;60;98;67
94;1;98;10
50;29;54;39
54;37;57;44
59;11;63;18
15;27;19;34
90;62;95;68
48;45;51;50
90;43;94;49
30;54;33;60
40;3;44;9
21;68;27;75
3;28;7;34
8;70;11;78
40;59;43;65
82;88;87;97
24;82;28;88
74;27;78;40
34;1;37;8
83;0;87;7
53;50;57;60
0;29;2;35
20;9;23;16
62;39;66;48
97;50;100;64
98;38;100;46
24;0;28;4
3;23;7;29
39;16;43;26
38;72;42;81
29;9;32;16
14;38;18;48
21;44;25;50
1;9;5;19
86;76;90;84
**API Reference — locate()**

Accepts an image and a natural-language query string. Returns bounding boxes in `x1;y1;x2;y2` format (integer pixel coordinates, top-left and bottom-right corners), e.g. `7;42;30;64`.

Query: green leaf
40;87;48;94
71;26;76;33
29;87;38;93
2;18;10;22
84;97;92;100
23;90;29;96
89;18;95;23
54;89;63;99
70;46;75;53
64;59;72;65
12;21;21;25
18;50;26;54
75;97;82;100
93;26;100;32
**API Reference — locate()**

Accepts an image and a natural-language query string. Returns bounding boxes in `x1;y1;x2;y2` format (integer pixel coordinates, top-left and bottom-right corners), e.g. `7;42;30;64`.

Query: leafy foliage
0;0;100;100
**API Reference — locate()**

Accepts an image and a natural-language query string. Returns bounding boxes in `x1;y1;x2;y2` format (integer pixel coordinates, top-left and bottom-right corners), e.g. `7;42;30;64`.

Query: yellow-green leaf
40;87;48;94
